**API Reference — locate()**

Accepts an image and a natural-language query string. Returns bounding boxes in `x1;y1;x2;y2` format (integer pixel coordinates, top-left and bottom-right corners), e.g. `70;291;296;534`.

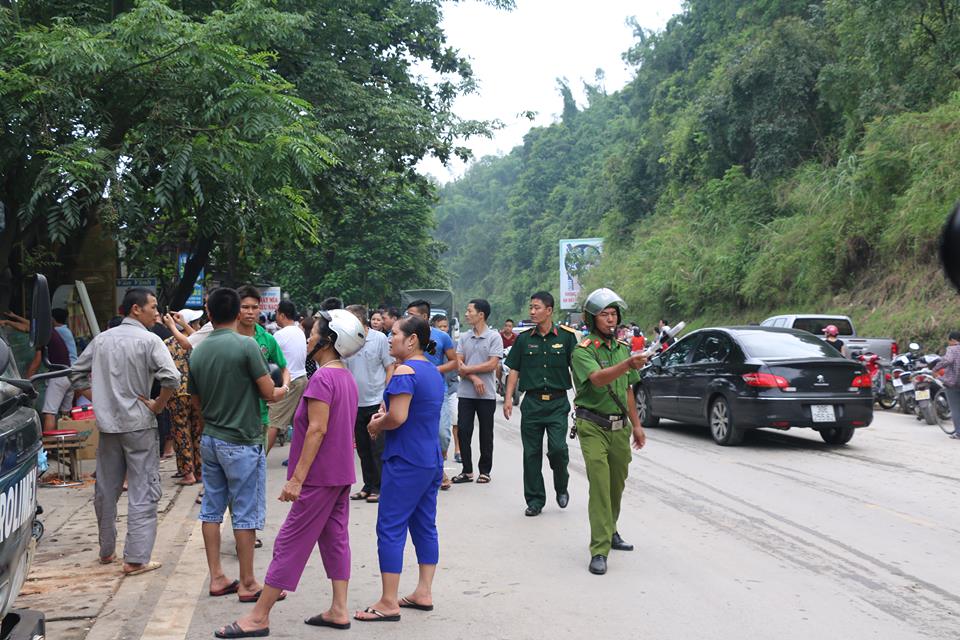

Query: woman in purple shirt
355;316;445;622
216;310;366;639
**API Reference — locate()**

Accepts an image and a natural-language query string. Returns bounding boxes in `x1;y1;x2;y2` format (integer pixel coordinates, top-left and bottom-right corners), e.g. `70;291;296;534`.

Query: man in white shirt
266;300;308;453
343;304;395;502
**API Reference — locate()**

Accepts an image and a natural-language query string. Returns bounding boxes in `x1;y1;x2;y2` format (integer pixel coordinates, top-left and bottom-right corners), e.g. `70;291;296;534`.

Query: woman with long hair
355;316;445;622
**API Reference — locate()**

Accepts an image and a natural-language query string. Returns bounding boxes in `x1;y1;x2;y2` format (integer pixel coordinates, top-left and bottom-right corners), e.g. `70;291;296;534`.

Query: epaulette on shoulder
617;339;631;348
560;325;579;336
515;325;535;333
578;338;593;348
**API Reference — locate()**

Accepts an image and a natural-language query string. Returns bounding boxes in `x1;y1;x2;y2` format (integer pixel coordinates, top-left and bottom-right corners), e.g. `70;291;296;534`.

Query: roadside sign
259;286;281;314
116;278;157;314
177;253;204;308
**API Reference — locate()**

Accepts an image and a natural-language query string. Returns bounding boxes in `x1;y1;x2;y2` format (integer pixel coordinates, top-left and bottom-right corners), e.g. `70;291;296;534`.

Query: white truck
760;314;898;362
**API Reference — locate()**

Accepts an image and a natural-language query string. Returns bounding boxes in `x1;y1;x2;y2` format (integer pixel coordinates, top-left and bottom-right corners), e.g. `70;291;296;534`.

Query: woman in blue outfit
355;315;445;622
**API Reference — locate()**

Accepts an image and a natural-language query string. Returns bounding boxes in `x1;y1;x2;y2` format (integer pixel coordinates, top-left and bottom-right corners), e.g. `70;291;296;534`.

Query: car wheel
636;385;659;428
709;396;743;446
820;426;855;445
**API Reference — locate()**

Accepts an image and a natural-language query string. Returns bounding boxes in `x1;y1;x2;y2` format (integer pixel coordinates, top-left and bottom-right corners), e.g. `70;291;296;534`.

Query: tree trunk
169;235;213;309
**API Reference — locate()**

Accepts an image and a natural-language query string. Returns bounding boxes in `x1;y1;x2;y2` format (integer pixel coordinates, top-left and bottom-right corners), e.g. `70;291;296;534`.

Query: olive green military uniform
504;324;580;510
571;333;640;557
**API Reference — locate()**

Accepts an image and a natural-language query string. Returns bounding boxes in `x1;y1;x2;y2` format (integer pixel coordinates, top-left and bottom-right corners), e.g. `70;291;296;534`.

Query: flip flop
476;474;491;484
350;491;369;501
365;494;379;503
209;579;240;597
451;474;473;484
304;614;351;630
214;621;269;638
354;607;400;622
175;479;197;486
399;596;434;612
98;555;115;565
239;590;286;603
123;561;162;576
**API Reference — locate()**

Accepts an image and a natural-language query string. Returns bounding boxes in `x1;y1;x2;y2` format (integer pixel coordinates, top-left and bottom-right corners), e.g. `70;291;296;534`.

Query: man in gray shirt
343;305;394;502
451;299;504;484
70;288;179;576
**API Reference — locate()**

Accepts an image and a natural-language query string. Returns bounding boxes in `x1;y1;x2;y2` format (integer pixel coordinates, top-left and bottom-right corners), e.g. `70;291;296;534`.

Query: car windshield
736;330;843;359
791;317;854;336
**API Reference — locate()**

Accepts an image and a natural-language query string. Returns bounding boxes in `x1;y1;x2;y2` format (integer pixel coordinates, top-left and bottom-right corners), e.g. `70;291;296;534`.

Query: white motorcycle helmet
316;309;366;358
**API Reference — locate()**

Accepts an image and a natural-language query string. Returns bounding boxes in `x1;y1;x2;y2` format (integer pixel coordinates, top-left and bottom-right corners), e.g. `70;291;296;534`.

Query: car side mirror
941;202;960;292
30;275;52;351
0;340;10;375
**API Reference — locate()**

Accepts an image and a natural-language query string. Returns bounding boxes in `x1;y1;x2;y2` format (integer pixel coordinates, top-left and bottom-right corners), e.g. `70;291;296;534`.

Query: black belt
525;389;567;401
575;407;627;431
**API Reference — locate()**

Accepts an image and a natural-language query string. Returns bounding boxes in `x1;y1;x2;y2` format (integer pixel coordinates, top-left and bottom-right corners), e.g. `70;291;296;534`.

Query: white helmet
317;309;366;358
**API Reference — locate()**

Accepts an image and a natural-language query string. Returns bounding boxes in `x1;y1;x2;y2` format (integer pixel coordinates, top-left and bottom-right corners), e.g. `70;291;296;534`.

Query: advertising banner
259;287;281;314
559;238;603;310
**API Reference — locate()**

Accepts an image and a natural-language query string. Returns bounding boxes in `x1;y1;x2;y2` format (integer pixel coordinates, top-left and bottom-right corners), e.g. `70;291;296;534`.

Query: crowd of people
14;282;666;637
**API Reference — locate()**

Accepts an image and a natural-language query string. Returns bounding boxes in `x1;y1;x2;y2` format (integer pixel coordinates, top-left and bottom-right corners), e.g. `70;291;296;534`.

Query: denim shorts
199;434;266;530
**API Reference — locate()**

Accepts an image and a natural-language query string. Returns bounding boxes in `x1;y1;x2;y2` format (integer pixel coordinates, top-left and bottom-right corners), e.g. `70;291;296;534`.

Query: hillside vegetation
434;0;960;345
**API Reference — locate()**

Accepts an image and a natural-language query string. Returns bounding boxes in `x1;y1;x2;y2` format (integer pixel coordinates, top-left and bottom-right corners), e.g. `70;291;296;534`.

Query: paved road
90;404;959;639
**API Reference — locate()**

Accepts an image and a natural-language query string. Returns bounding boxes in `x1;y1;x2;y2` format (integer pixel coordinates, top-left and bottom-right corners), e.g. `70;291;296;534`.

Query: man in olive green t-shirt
188;288;287;601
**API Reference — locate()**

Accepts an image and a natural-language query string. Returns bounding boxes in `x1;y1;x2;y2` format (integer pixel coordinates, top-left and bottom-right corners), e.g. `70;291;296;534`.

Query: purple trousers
264;484;351;591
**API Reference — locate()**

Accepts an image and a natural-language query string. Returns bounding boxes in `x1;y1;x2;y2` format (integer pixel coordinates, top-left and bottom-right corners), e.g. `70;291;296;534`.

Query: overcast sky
418;0;685;183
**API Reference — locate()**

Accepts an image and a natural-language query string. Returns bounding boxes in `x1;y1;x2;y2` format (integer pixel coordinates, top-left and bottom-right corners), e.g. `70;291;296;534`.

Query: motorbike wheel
902;395;916;415
877;382;897;410
935;391;954;434
920;400;937;425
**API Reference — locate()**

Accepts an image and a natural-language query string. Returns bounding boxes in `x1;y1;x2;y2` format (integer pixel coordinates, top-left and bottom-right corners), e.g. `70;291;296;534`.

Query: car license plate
811;404;836;423
915;389;931;401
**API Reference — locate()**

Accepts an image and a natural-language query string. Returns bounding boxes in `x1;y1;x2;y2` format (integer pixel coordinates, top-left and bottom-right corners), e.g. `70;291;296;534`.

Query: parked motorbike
857;351;897;409
912;353;951;426
891;343;923;414
497;346;520;406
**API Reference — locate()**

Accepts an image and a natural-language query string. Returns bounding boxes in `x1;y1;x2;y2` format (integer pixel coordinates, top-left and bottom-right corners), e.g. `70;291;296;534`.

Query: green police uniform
504;323;580;510
571;332;640;557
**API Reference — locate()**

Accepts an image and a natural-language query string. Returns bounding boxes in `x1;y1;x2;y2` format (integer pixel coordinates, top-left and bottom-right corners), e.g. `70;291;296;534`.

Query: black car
636;326;874;446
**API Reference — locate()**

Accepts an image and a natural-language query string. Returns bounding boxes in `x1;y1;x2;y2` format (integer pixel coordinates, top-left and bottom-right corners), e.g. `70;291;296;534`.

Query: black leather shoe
588;555;607;575
525;506;542;517
556;492;569;509
611;532;634;551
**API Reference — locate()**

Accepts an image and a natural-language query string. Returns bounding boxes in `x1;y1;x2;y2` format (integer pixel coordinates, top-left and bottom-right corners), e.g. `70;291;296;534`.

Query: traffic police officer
503;291;580;517
570;288;647;575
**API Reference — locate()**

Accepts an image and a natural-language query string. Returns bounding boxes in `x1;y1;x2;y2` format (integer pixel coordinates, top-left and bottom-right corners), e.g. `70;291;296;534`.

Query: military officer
503;291;580;517
570;288;647;575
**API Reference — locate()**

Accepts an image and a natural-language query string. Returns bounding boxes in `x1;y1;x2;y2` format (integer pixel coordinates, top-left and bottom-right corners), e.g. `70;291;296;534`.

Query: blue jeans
199;435;266;530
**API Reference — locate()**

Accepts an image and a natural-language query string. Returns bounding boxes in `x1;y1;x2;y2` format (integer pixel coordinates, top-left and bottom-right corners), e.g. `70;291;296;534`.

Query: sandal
214;621;269;638
365;494;379;503
350;491;369;501
123;560;162;576
451;473;473;484
476;474;491;484
354;607;400;622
